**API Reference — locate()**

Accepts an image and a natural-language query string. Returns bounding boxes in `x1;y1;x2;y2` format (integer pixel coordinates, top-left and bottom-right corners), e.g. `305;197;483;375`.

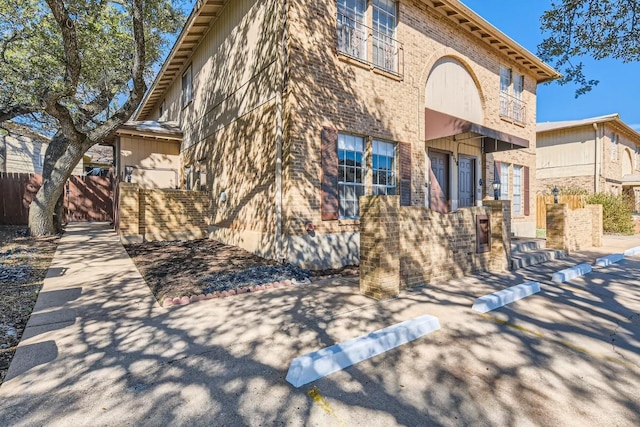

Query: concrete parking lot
0;224;638;426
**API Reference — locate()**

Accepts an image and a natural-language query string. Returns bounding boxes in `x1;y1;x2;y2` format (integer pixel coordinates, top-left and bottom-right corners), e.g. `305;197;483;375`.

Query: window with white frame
499;66;511;117
512;74;524;122
372;0;397;72
338;133;365;218
500;163;510;200
181;65;192;108
337;0;367;61
610;133;619;161
372;140;396;195
499;65;525;124
513;165;522;215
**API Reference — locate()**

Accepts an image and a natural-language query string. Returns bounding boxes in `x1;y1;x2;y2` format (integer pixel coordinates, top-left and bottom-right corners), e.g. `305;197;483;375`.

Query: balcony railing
337;12;404;77
499;92;527;125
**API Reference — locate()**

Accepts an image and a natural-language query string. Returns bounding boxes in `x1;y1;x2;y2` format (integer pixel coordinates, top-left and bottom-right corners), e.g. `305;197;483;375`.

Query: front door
429;151;449;213
458;156;475;208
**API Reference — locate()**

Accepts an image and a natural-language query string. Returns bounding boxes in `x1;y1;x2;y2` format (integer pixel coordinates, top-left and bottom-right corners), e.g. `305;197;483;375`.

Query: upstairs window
372;140;397;195
610;133;619;162
372;0;397;72
338;133;365;218
181;65;192;108
337;0;367;61
499;65;525;124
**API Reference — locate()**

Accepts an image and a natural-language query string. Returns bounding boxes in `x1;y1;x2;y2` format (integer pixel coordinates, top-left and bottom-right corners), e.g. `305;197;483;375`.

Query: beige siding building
537;114;640;211
128;0;559;268
0;124;83;175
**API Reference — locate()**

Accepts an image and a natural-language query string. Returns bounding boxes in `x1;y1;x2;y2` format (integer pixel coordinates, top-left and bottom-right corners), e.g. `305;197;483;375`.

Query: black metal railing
337;12;403;77
499;92;527;125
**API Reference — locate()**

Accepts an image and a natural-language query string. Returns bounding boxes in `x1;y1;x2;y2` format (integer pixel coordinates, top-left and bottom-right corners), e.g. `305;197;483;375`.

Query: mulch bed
124;239;358;306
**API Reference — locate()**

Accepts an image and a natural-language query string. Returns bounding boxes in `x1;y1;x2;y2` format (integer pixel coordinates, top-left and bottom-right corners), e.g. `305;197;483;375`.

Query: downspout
275;0;287;263
593;122;601;193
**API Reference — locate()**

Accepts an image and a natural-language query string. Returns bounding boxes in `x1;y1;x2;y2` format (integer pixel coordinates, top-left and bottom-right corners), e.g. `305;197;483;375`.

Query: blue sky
462;0;640;130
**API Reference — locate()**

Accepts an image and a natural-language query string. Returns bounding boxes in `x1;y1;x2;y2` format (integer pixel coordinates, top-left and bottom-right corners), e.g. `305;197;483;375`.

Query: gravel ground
125;239;357;304
0;226;59;386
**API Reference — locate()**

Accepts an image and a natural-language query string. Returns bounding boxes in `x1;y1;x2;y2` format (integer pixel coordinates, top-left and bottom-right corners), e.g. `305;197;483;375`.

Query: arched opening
623;148;633;176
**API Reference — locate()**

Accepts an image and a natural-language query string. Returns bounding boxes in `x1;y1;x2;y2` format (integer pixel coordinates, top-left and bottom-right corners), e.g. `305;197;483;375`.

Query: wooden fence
0;172;42;225
536;194;586;229
0;172;113;225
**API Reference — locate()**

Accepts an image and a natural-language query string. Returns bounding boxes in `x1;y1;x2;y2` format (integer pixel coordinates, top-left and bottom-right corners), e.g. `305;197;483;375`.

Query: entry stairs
510;238;566;270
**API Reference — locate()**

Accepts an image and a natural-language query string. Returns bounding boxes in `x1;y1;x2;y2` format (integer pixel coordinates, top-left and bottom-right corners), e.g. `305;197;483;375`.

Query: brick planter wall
118;183;209;243
360;196;510;299
546;203;603;253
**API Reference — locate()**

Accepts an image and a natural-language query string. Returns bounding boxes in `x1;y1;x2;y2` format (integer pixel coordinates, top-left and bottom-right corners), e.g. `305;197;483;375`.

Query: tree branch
88;0;146;144
0;105;36;123
44;0;81;100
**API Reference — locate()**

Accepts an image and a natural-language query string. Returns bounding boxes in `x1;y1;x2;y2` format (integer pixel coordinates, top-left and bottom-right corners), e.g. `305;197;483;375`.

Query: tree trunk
29;135;85;236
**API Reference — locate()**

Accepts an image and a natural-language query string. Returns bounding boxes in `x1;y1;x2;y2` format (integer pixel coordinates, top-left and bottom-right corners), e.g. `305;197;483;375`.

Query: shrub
586;192;634;235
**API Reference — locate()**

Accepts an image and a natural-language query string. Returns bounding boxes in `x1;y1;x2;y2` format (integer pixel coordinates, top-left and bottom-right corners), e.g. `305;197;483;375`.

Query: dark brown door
458;156;475;208
429;151;449;213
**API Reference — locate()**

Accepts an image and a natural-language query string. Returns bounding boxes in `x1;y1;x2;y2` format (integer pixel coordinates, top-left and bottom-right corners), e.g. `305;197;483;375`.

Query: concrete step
511;238;547;254
510;249;566;270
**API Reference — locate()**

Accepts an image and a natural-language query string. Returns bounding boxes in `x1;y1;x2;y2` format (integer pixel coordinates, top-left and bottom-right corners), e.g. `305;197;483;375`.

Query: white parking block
595;254;624;267
623;246;640;257
552;263;592;283
286;315;441;388
471;282;541;313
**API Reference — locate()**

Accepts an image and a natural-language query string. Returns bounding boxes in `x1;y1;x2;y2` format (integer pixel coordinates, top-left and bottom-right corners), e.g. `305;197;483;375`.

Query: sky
462;0;640;130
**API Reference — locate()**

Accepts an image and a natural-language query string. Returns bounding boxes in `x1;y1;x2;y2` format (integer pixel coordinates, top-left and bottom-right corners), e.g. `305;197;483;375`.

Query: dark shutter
523;165;530;216
321;127;339;221
399;142;412;206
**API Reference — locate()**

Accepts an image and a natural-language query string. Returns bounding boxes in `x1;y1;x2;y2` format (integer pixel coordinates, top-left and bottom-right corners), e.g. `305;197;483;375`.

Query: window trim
513;165;523;215
337;132;366;219
372;139;398;196
181;65;193;109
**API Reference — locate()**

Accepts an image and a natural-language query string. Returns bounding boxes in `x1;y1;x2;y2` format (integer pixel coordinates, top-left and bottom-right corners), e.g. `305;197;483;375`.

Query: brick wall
546;203;603;253
118;183;209;243
360;196;401;299
285;0;541;244
360;196;510;299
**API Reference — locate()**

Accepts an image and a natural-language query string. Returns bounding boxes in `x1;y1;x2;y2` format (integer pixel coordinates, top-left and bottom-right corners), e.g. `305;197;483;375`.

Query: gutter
275;0;287;263
593;122;601;193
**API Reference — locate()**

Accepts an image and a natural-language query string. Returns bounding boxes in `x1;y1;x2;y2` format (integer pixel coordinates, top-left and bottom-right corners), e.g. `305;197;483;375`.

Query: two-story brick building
118;0;559;269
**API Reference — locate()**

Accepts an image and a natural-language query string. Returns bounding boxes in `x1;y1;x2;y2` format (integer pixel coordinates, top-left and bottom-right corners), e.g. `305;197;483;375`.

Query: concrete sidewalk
0;223;639;426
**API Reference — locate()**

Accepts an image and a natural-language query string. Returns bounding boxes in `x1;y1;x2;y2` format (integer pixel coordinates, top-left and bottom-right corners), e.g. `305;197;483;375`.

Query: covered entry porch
424;107;529;214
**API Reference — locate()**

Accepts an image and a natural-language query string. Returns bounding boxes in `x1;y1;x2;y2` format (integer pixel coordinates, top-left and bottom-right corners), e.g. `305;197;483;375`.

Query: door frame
457;154;477;208
426;148;452;212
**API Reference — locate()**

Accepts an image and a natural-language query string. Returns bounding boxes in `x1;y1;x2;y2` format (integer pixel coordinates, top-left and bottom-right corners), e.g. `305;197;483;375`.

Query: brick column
483;200;511;271
359;196;400;299
546;204;568;252
587;204;603;247
118;183;141;241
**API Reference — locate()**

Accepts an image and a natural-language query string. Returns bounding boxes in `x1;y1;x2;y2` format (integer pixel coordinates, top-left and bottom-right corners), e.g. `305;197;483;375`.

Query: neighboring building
0;123;111;176
122;0;558;268
537;114;640;210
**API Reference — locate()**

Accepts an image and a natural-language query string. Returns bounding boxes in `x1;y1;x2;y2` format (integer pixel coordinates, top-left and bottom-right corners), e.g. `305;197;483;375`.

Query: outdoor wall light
553;186;559;204
220;191;227;203
492;181;501;201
